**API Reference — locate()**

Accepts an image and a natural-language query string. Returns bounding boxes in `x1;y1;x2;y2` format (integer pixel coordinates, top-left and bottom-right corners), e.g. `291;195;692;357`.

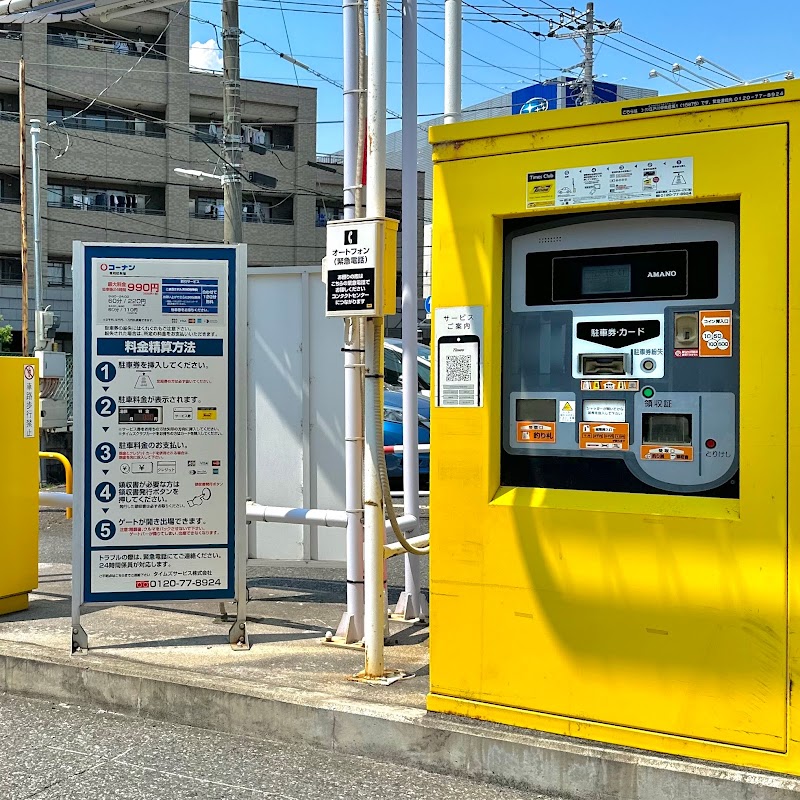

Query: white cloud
189;39;223;73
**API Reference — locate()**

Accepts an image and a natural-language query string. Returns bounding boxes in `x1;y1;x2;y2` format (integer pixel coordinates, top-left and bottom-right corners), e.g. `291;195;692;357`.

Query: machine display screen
516;398;556;422
525;240;719;306
581;264;632;295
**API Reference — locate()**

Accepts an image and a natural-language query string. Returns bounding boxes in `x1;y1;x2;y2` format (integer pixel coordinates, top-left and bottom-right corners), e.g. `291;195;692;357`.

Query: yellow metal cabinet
0;358;38;614
428;83;800;773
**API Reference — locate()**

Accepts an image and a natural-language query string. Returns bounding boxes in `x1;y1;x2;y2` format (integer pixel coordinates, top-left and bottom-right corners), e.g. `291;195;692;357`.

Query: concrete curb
2;640;799;799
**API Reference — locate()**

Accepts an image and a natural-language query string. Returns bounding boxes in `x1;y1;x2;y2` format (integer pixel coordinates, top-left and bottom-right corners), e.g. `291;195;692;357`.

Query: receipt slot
428;83;800;775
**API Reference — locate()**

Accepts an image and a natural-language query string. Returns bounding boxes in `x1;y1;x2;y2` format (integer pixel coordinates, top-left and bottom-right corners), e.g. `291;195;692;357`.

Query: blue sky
188;0;799;154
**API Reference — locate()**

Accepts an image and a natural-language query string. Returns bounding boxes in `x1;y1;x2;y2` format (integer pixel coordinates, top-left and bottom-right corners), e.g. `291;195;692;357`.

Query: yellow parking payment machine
428;83;800;774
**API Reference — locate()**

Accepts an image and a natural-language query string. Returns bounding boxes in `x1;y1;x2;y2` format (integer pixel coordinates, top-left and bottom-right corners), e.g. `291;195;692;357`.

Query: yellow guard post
428;82;800;774
0;357;38;614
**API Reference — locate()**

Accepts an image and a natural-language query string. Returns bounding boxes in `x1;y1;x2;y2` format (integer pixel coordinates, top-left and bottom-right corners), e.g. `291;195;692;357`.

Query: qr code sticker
445;354;472;383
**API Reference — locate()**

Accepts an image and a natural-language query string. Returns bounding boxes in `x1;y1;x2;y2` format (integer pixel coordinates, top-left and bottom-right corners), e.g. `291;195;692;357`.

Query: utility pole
548;2;621;105
18;57;28;355
221;0;243;244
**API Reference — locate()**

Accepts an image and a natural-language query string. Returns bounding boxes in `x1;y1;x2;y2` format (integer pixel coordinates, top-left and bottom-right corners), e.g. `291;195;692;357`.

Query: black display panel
516;398;556;421
642;413;692;445
525;241;719;306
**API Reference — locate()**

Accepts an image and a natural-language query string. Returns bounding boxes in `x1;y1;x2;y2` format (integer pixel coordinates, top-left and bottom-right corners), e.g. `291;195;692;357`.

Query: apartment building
0;7;345;351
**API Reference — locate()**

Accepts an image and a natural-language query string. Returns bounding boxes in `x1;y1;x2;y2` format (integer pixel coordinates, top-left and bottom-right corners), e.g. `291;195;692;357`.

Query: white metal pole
30;118;42;319
335;0;366;644
394;0;426;621
363;0;387;679
443;0;461;124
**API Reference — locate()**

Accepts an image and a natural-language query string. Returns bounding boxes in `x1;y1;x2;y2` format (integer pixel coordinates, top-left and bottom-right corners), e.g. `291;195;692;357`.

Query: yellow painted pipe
39;451;72;520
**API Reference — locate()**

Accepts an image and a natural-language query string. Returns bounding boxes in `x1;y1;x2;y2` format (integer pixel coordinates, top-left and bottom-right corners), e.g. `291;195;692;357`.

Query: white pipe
365;0;386;218
399;0;423;620
385;533;429;558
338;0;366;643
443;0;461;124
363;0;388;679
40;491;72;508
384;443;430;453
246;502;348;527
30;119;42;318
247;501;415;535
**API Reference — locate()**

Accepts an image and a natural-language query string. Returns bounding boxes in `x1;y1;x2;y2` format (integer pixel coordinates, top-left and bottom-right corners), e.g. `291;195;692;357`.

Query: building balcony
47;201;166;216
46;30;166;60
190;210;293;225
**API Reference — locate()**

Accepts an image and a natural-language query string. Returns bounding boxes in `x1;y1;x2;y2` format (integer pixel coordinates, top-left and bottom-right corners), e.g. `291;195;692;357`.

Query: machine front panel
503;211;739;497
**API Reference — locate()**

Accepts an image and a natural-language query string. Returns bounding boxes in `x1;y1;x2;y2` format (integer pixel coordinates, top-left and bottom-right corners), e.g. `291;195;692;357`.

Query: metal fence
53;353;74;421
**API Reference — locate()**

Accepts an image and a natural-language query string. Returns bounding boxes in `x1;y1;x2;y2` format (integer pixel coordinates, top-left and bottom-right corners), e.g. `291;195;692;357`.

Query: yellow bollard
39;451;73;520
0;357;38;615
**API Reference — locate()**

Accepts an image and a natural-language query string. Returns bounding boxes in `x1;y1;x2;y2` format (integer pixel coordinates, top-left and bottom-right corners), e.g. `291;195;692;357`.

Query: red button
705;438;717;449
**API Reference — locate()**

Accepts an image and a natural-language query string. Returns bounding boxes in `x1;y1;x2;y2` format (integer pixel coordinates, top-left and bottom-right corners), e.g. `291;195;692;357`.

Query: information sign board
324;218;382;316
72;244;246;608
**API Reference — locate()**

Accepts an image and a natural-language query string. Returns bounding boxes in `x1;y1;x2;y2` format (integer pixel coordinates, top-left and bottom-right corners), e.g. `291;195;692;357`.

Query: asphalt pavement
0;693;539;800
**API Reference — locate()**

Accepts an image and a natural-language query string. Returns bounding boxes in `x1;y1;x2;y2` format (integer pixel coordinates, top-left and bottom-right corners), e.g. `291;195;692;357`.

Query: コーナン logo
99;262;136;272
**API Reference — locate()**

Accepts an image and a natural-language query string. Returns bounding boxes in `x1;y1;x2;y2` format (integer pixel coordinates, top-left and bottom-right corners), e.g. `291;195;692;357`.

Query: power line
619;31;733;83
460;1;564;75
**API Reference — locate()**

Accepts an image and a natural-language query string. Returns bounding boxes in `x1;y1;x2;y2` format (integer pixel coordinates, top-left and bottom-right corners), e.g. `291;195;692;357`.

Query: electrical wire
619;31;734;83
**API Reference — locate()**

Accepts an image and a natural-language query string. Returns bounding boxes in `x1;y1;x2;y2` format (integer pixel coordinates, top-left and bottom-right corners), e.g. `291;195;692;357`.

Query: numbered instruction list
83;256;238;602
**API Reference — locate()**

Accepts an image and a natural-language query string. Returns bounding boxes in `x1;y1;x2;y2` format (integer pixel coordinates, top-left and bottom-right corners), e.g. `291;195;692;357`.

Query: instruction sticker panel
579;422;630;450
526;158;693;209
82;254;239;604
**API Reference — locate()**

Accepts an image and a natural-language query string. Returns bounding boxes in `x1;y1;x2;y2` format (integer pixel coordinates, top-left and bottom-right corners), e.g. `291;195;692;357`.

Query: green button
642;386;655;399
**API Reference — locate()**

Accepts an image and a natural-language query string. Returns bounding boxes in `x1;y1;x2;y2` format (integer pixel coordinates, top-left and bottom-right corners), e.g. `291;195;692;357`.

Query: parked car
384;338;431;396
383;387;429;488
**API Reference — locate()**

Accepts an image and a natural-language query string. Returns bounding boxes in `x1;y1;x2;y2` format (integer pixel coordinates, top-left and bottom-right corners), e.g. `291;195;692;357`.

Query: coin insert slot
581;354;626;376
674;312;699;348
642;413;692;445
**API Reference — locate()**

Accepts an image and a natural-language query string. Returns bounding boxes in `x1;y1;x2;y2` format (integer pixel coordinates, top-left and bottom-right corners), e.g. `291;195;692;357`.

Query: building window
191;194;293;224
191;121;294;152
47;183;165;215
47;105;165;138
0;256;22;285
47;261;72;287
47;26;166;59
0;176;20;204
316;201;344;227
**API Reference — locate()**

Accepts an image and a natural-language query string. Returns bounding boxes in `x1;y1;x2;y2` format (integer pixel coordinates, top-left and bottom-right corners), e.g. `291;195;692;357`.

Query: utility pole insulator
548;1;622;106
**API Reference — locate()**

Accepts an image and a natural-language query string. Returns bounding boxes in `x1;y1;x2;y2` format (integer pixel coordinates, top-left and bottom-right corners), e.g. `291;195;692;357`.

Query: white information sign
526;157;693;210
23;363;35;438
73;244;246;606
558;399;576;424
583;399;627;423
434;305;484;408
